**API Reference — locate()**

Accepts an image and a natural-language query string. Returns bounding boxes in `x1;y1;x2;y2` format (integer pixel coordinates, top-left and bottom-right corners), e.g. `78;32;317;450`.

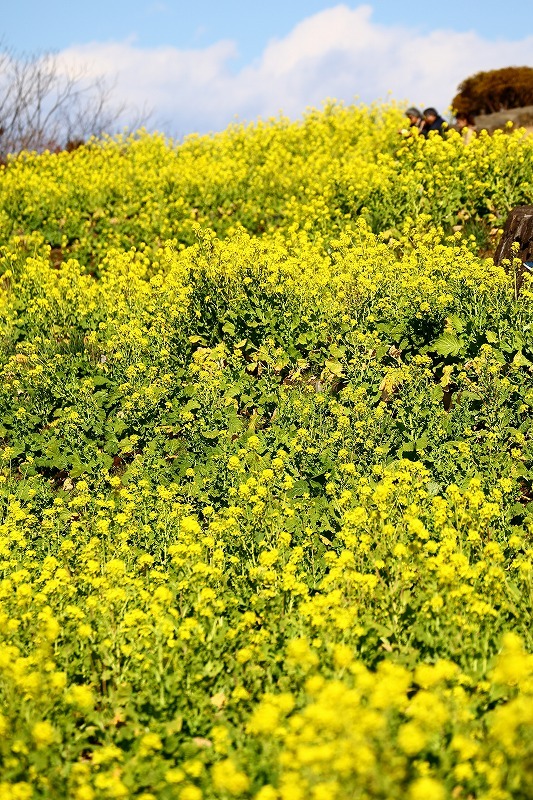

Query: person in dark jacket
422;108;447;137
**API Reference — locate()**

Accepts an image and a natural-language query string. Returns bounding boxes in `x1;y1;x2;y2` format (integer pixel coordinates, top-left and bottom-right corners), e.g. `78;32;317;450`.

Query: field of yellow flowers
0;103;532;799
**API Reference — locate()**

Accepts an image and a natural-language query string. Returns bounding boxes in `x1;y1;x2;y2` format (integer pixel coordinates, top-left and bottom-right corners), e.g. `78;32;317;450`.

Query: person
422;107;447;137
455;112;476;144
399;107;426;136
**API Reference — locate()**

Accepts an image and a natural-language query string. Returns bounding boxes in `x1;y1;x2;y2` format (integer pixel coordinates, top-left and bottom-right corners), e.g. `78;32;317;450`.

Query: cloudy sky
3;1;533;136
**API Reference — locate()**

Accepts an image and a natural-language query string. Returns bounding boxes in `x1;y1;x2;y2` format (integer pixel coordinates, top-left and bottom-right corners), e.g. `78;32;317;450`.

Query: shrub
452;66;533;115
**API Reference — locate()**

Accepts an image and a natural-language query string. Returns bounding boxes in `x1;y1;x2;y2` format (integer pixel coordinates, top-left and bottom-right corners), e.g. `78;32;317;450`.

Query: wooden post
494;205;533;268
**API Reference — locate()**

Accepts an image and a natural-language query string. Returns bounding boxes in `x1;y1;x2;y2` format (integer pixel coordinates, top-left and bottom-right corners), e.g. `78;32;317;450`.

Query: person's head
405;106;422;125
423;108;439;124
455;112;475;129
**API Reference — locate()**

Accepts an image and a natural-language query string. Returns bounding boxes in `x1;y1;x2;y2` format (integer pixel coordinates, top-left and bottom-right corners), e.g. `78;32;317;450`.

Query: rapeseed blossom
0;102;532;797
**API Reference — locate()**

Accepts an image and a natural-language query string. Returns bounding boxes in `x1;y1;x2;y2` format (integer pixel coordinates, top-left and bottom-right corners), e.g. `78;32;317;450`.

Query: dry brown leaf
193;737;213;748
210;692;227;710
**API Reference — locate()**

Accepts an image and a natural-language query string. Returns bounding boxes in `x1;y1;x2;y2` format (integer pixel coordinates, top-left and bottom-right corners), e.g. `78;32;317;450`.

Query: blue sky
5;1;533;59
3;2;533;135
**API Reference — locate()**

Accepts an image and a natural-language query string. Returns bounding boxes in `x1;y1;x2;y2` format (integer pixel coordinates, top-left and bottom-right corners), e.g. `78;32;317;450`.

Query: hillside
476;104;533;134
0;103;532;800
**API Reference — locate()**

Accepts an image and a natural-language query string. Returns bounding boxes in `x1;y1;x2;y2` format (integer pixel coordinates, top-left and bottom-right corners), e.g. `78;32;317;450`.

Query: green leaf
222;321;236;336
328;343;346;359
201;429;223;439
287;479;310;498
91;376;110;387
447;314;465;333
324;359;344;377
433;333;464;357
513;351;531;368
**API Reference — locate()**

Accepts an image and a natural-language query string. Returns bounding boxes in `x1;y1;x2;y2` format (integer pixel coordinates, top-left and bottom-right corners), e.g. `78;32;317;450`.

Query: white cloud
146;2;169;13
55;3;533;136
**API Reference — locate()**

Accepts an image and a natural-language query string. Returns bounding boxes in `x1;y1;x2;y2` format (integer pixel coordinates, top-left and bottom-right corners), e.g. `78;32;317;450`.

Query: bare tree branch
0;42;152;157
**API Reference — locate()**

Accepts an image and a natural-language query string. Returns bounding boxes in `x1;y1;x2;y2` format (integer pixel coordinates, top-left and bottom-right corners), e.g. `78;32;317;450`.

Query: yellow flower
179;787;203;800
183;760;204;778
74;786;95;800
333;644;353;669
139;732;163;756
409;777;445;800
32;720;56;748
66;685;94;712
236;647;253;664
105;558;126;575
492;633;532;687
247;702;280;735
0;783;33;800
255;787;279;800
92;745;124;765
77;624;92;639
397;722;427;755
212;759;250;795
94;771;129;798
166;769;186;784
180;516;202;535
286;638;318;670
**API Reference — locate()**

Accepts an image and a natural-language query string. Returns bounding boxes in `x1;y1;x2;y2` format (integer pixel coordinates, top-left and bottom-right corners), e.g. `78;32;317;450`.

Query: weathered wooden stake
494;205;533;269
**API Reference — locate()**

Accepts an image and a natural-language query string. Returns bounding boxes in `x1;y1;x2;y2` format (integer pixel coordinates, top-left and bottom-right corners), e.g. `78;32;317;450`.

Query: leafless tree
0;44;151;157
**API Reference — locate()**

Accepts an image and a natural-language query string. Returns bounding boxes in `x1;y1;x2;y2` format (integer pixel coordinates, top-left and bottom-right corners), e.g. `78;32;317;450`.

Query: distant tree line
452;66;533;116
0;42;149;158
